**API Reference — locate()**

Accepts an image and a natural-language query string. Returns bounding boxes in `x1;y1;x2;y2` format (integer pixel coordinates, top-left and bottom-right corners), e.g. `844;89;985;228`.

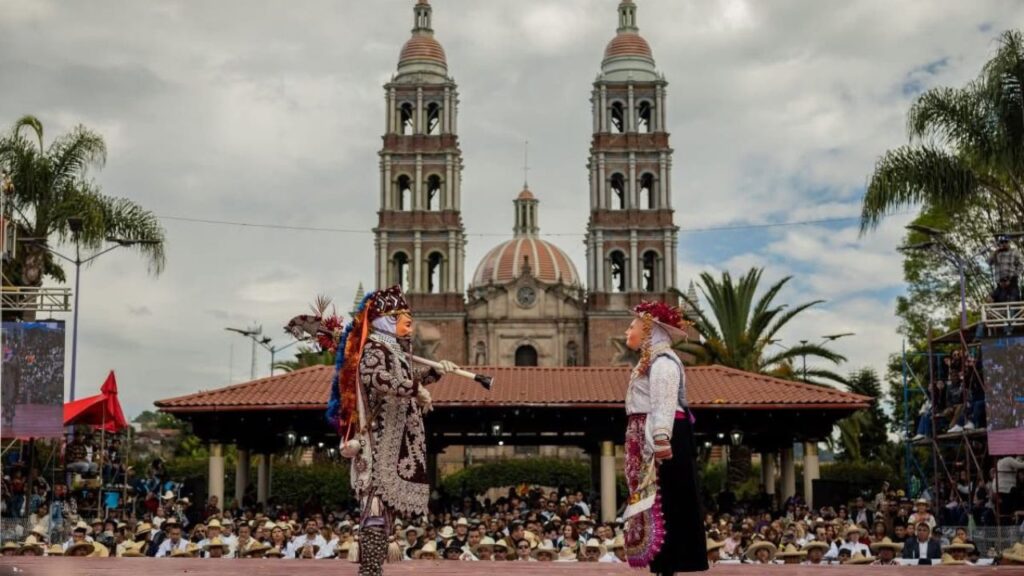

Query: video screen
980;336;1024;455
1;321;65;439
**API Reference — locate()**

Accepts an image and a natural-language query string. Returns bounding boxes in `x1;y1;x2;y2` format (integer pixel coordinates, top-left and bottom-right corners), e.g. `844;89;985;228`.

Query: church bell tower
374;0;466;362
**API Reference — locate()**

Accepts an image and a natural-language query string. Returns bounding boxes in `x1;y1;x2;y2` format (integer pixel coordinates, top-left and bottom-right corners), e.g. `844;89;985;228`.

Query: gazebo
155;365;870;519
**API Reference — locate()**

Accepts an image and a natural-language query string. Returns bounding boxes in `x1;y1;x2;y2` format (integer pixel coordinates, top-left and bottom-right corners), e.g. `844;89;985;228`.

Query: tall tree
836;368;892;461
678;268;848;488
0;116;165;299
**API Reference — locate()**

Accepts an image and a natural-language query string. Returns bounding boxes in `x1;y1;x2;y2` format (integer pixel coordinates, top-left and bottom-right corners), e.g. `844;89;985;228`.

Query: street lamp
256;336;301;376
730;429;744;447
225;325;262;380
770;333;853;382
22;220;159;401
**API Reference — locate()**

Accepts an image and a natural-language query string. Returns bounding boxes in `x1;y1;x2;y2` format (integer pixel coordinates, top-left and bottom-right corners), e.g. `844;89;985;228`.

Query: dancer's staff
410;355;493;390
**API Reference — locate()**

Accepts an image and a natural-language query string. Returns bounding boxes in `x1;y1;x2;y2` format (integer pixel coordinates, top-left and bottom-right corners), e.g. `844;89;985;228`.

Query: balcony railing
1;285;71;312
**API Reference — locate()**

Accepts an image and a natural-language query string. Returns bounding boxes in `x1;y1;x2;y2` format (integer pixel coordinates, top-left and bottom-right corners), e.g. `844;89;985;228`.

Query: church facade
373;0;689;368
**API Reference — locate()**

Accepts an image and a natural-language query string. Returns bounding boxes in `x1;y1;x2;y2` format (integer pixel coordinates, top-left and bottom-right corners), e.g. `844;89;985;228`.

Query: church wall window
426;102;441;135
396;175;412;211
639;173;655;209
426;174;442;211
642;250;660;292
426;251;445;293
392;252;411;292
400;103;415;135
610;101;625;134
515;344;538;367
609;250;627;293
610;173;626;210
566;341;579;367
637;100;652;134
473;341;487;365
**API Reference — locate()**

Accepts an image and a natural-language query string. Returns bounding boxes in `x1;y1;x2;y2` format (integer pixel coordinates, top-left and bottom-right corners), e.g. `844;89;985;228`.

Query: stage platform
0;558;1012;575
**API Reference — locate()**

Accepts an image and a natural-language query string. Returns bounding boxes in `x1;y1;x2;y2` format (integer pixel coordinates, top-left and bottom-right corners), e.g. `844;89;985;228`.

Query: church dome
603;32;652;62
471;237;579;287
395;0;448;80
399;35;447;68
471;186;579;287
599;0;658;81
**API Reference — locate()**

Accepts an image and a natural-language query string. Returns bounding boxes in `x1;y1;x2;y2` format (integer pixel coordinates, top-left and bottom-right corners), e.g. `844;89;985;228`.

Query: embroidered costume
623;301;708;574
330;285;441;576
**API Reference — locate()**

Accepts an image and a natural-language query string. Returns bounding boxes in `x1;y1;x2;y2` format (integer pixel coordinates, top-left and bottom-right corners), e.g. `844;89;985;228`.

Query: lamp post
25;218;159;401
256;336;301;376
770;333;853;382
226;325;262;380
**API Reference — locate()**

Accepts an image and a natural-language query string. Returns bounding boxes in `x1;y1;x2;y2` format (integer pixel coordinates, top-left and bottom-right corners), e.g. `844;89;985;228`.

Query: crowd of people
2;477;1024;566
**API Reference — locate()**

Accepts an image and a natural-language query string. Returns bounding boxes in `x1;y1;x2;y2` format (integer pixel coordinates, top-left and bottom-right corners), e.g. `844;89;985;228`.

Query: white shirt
287;534;326;558
997;457;1024;493
917;540;929;559
318;537;338;559
155;538;188;557
599;552;623;563
625;349;685;445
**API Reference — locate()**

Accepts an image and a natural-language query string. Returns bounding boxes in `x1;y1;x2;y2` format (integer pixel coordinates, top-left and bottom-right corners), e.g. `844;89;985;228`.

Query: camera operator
988;235;1022;303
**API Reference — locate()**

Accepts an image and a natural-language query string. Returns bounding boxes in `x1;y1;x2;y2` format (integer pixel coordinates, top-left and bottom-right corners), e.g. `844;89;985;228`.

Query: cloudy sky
2;0;1021;418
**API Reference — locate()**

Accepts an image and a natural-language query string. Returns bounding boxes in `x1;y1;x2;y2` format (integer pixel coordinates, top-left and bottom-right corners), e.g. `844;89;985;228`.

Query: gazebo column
803;440;820;507
426;450;438;488
257;452;272;504
600;441;616;522
780;445;795;504
761;451;777;501
208;442;224;510
235;448;250;504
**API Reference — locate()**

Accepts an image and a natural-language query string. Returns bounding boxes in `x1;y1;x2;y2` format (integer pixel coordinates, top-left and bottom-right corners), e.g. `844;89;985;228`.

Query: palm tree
0;115;165;302
272;346;335;373
677;268;847;385
861;30;1024;231
677;268;848;489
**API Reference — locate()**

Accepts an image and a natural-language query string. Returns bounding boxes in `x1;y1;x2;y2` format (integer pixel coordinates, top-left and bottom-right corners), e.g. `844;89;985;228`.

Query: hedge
439;458;598;498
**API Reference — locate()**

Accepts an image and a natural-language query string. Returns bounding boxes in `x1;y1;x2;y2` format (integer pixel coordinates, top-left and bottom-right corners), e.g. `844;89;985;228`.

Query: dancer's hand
654;437;673;461
417;385;433;413
438;360;459;374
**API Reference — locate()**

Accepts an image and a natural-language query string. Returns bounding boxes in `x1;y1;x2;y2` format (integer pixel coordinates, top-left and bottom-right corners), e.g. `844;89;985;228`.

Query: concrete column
235;448;250;505
208;442;224;511
414;156;422;210
629;230;639;291
597;154;606;209
803;441;820;508
655;86;664;132
383;156;392;210
627;153;636;208
600;441;616;523
780;446;795;504
257;453;271;504
599;85;608;133
626;84;635;132
445;156;453;210
379;232;389;288
443;87;451;134
762;452;777;495
385;90;392;134
415;87;423;134
658;152;668;209
595;231;605;291
413;231;422;292
447;231;457;293
590;162;597;208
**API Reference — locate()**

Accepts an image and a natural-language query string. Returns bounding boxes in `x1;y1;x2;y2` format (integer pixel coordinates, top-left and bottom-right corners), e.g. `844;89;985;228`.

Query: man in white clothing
287;519;327;558
826;526;870;559
154;521;188;557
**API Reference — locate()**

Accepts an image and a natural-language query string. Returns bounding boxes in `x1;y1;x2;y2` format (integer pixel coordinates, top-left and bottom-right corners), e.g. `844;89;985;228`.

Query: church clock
516;286;536;307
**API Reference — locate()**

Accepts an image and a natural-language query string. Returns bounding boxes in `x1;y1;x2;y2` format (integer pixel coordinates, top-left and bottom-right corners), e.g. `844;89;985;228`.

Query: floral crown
632;300;687;331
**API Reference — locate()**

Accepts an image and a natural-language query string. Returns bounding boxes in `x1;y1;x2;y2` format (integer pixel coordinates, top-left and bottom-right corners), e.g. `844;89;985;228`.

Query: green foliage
820;460;899;488
439;458;592;497
836;368;893;462
273;347;335;373
0;115;165;293
676;268;847;386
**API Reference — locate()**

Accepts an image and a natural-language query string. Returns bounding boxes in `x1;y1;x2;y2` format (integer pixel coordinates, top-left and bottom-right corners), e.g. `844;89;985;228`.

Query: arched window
427;252;444;293
400;103;414;135
639;173;655;209
642;250;659;292
566;342;579;367
609;251;626;293
426;175;442;211
393;252;410;292
610;173;626;210
637;101;652;133
396;175;412;211
515;345;538;367
610;102;625;134
474;341;487;365
426;102;441;135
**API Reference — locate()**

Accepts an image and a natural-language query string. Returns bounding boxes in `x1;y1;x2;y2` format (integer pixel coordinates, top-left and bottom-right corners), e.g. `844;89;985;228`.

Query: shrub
440;458;593;497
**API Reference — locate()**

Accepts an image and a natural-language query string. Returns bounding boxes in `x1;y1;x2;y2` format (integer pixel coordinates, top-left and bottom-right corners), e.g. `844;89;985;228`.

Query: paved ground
0;558;1017;575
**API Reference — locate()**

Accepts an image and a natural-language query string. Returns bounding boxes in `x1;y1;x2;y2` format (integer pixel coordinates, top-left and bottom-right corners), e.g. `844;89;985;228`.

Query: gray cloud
1;0;1020;416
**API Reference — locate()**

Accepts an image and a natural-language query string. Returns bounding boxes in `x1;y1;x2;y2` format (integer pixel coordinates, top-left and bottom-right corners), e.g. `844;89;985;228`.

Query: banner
979;336;1024;455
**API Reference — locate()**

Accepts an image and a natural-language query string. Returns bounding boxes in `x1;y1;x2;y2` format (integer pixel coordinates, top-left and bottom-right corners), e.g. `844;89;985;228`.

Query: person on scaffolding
987;235;1022;303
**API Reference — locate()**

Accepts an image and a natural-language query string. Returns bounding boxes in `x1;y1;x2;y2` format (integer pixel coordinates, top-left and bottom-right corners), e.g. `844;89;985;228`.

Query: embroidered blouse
625;344;686;442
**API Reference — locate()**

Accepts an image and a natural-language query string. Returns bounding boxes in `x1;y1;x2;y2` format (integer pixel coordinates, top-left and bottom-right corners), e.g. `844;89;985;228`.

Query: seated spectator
901;522;941;560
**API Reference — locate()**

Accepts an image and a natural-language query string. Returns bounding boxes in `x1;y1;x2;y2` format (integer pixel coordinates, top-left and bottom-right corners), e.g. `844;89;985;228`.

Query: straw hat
244;543;269;558
72;520;90;533
46;544;65;556
1;541;19;553
170;543;199;557
438;526;455;540
161;491;175;500
775;544;807;559
29;524;48;540
413;541;439;559
263;546;285;558
870;537;904;552
203;537;228;552
608;535;625;551
17;536;44;556
705;538;725;553
262;521;276;532
405;525;424;538
802;540;831;552
532;542;557;561
943;537;974;552
745;541;777;561
134;523;152;538
454;518;469;528
65;541;96;556
207;519;222;529
848;551;874;565
556;546;578;561
844;524;864;538
120;541;147;557
584;538;603;552
575;515;594;526
523;530;539;548
1001;542;1024;564
473;536;495;553
492;539;510;552
940;553;965;565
